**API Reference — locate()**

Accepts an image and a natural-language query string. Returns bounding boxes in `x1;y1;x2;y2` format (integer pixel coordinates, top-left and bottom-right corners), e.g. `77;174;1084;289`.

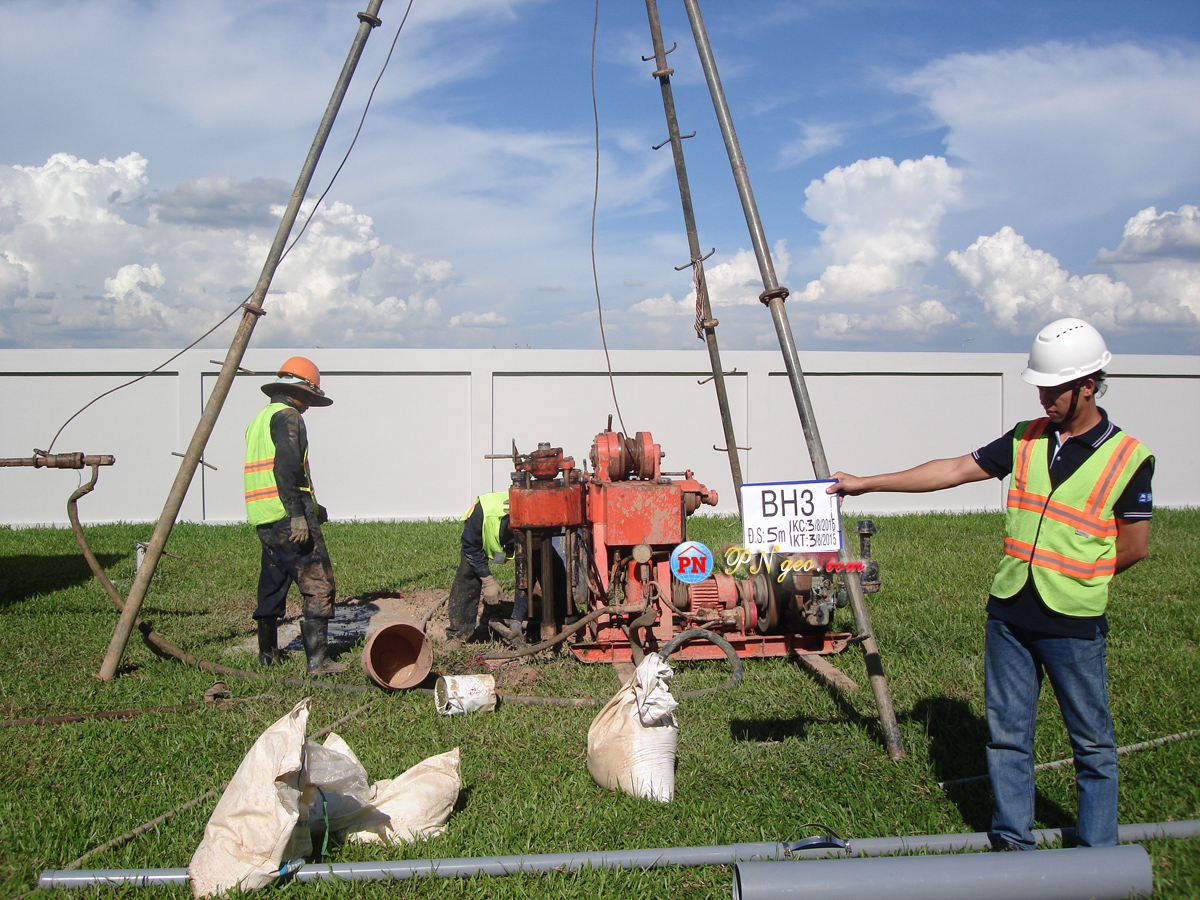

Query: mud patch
226;589;451;657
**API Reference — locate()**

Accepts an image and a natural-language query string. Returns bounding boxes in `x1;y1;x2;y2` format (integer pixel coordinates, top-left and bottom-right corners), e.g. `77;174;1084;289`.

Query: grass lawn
1;509;1198;898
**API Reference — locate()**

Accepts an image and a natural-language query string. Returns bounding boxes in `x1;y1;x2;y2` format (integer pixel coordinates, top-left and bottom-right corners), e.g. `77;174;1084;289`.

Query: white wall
2;347;1196;526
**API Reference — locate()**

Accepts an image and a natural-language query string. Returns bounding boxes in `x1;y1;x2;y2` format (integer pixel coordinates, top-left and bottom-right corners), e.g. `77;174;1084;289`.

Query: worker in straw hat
827;318;1153;851
244;356;345;676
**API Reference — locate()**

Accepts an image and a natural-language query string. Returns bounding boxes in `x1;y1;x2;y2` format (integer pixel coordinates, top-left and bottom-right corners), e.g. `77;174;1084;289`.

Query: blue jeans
984;617;1118;848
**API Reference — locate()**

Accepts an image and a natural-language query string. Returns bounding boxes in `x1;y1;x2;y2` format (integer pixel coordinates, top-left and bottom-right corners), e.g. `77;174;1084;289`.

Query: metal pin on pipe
95;1;386;681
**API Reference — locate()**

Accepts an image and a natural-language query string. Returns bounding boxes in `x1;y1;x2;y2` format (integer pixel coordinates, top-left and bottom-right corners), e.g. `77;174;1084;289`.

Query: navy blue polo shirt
972;408;1153;639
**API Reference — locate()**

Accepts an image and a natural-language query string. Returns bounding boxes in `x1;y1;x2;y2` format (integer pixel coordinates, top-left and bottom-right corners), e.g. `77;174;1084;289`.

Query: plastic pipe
39;842;789;889
791;819;1200;859
732;845;1153;900
37;820;1200;889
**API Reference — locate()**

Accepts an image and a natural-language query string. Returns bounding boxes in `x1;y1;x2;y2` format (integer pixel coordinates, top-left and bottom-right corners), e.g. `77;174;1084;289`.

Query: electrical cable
588;0;628;438
45;2;414;454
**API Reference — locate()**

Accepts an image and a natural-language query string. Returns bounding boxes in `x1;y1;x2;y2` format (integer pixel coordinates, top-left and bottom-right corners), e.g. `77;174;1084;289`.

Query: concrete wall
2;347;1196;526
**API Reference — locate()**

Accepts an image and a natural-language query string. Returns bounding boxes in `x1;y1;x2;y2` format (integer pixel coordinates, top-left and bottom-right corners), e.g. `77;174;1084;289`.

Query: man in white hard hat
244;356;346;676
827;318;1153;850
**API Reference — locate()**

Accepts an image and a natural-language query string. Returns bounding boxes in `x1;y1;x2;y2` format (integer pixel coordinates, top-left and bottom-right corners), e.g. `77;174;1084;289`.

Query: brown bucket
361;622;433;690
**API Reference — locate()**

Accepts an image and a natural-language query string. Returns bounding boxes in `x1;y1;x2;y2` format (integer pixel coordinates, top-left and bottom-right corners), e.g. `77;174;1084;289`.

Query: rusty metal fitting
357;11;382;27
758;286;790;306
652;67;674;78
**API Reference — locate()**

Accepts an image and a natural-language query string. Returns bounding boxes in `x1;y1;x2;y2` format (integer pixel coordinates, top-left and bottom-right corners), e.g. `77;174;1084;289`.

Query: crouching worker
244;356;346;676
446;491;522;649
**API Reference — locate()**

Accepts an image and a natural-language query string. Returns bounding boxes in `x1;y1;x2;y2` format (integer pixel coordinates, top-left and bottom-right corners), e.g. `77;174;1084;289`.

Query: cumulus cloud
946;225;1197;331
789;156;961;337
1094;205;1200;320
0;153;455;347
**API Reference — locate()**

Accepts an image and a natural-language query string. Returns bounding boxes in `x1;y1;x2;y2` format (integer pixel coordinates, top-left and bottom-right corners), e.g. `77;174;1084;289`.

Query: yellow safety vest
464;491;511;561
244;402;312;526
990;418;1152;617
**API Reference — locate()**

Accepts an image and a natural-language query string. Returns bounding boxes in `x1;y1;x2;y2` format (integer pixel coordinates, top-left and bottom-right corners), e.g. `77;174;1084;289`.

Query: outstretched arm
827;454;991;497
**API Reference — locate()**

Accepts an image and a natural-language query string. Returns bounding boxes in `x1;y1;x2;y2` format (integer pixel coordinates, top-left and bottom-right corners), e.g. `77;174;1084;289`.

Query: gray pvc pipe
37;820;1200;889
732;845;1153;900
792;819;1200;859
38;842;789;889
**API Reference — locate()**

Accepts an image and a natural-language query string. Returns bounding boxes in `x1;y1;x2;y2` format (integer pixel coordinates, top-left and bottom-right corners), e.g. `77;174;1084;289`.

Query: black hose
659;628;743;698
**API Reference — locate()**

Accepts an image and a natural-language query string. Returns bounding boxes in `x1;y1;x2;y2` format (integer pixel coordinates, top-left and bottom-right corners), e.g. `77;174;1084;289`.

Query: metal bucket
361;623;433;690
435;674;498;715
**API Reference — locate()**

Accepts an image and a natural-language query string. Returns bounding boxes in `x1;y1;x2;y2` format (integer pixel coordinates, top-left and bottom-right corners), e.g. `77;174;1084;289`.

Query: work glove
316;504;329;524
288;515;310;545
481;576;503;603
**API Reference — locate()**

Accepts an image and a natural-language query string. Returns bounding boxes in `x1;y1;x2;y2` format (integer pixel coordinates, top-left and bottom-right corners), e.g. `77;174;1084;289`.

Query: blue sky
0;0;1197;354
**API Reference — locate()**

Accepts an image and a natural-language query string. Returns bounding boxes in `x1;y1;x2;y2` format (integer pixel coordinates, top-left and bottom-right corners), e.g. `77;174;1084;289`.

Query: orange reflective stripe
1085;435;1139;516
1030;545;1116;579
1008;488;1115;536
1003;536;1114;578
245;486;279;502
1004;536;1035;561
244;457;274;474
1013;418;1048;491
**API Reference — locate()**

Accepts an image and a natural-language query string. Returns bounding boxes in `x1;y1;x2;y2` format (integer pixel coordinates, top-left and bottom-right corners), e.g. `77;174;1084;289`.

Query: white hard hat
1021;318;1111;387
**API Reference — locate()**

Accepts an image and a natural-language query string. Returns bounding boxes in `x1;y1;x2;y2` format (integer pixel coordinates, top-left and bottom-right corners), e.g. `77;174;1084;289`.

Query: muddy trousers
254;504;336;621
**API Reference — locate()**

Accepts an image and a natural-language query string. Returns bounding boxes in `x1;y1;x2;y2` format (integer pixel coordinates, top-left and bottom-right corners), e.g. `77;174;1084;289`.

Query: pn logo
670;540;714;585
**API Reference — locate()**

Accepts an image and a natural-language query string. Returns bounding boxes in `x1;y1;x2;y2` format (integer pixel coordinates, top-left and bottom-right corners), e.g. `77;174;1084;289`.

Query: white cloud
902;42;1200;221
817;300;957;339
793;156;961;326
780;122;843;165
1095;205;1200;264
946;225;1196;331
628;242;791;318
448;310;508;328
0;153;455;347
1095;205;1200;320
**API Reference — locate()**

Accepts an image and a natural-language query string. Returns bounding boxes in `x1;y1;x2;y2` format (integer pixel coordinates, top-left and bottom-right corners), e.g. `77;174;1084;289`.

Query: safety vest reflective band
244;402;311;526
463;491;511;561
990;418;1152;617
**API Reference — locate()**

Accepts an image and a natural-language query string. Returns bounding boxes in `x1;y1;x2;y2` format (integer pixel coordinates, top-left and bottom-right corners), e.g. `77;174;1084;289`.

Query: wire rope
46;2;414;453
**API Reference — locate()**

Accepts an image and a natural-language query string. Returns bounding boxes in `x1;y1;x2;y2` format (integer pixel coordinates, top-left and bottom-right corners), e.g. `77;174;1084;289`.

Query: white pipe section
732;845;1152;900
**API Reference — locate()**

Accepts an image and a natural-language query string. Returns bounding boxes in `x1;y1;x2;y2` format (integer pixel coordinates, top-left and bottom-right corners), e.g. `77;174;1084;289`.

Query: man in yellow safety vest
827;318;1153;851
244;356;345;676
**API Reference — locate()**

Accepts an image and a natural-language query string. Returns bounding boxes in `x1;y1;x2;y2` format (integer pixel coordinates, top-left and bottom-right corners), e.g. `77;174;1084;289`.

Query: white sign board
739;479;843;553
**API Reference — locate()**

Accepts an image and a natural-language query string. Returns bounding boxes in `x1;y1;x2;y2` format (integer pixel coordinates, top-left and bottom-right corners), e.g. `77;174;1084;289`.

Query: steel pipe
96;0;386;681
643;0;745;514
733;845;1153;900
679;0;903;759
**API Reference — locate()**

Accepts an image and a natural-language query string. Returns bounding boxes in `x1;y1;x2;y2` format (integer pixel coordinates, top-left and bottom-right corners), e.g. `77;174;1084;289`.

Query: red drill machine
503;423;864;663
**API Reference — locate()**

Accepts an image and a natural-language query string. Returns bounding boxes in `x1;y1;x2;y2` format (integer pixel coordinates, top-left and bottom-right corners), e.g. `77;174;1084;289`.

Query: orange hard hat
278;356;322;389
261;356;332;406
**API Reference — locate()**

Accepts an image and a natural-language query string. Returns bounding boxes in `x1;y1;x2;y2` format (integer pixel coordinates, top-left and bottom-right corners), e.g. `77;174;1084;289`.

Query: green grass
1;510;1198;898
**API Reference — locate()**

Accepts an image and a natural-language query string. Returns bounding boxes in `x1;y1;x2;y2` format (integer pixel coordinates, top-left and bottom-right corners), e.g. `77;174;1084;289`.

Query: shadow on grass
0;553;124;607
909;696;1074;834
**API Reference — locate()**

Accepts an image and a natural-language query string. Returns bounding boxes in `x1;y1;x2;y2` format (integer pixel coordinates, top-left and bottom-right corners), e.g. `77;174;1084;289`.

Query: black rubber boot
300;618;347;676
257;617;280;667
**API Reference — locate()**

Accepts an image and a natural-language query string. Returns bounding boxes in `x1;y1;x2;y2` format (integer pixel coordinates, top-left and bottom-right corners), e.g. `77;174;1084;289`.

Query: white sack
188;699;312;898
587;653;679;803
342;747;462;844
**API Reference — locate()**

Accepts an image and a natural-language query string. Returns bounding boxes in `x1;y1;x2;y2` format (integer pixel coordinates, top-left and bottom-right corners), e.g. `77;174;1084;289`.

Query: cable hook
675;247;715;271
653;131;695;150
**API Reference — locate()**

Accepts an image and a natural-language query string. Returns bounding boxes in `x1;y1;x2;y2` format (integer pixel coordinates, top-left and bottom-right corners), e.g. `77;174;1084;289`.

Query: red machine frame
504;424;854;663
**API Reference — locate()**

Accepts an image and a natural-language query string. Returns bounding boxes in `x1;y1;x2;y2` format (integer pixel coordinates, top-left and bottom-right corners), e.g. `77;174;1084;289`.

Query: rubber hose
659;628;743;698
